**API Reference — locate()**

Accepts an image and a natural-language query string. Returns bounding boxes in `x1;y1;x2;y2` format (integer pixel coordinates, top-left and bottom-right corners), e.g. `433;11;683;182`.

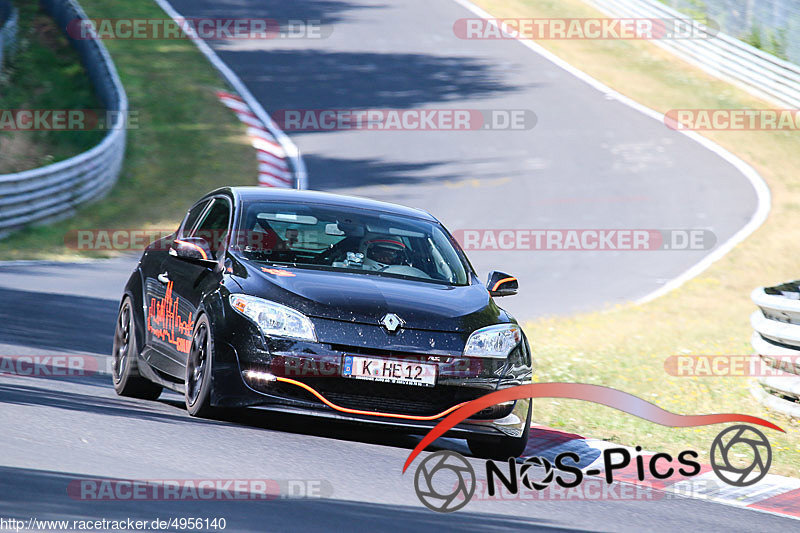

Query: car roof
207;187;438;222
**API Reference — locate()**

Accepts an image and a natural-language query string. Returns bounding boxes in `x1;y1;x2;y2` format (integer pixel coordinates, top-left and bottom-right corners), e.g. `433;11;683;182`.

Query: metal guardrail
0;1;18;69
0;0;127;238
586;0;800;109
751;285;800;417
661;0;800;66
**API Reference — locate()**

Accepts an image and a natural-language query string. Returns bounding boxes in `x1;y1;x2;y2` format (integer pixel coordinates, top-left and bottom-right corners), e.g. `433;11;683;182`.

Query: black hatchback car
112;187;532;458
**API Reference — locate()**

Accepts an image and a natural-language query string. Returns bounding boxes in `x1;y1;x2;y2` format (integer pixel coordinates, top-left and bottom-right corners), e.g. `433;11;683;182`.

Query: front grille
327;344;456;359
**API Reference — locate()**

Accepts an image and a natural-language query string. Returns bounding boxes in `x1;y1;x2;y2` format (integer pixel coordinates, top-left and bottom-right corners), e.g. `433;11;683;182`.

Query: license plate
342;356;436;387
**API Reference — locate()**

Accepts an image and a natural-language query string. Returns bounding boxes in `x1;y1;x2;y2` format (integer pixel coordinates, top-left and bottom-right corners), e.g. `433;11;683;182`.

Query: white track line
152;0;307;189
451;0;771;305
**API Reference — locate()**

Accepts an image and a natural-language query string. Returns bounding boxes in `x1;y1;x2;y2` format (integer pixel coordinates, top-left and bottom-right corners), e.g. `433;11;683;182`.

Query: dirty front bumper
211;312;533;440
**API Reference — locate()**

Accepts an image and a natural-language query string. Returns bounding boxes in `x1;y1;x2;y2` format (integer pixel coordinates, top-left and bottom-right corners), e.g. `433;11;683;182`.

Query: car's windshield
233;201;470;285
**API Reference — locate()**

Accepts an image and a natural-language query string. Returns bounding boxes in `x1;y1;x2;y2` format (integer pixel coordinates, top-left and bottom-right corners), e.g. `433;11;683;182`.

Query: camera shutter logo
520;456;554;490
414;451;475;513
710;425;771;487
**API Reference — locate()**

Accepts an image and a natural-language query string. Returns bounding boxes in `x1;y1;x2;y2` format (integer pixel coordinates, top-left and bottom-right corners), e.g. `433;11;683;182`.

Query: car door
150;197;230;378
143;198;212;377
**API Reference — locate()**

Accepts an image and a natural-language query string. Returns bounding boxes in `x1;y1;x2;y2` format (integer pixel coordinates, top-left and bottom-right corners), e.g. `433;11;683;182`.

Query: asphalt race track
0;258;795;532
0;0;789;531
169;0;761;319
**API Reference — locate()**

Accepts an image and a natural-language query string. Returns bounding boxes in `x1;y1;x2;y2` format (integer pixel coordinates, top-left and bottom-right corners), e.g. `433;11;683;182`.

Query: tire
185;313;215;417
112;296;163;400
467;400;532;460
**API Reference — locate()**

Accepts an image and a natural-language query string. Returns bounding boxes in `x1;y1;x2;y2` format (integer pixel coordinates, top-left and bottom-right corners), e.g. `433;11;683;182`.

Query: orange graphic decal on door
147;281;193;353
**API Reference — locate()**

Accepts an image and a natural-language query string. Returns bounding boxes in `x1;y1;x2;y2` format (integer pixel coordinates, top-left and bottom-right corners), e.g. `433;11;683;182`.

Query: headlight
229;294;317;342
463;324;522;358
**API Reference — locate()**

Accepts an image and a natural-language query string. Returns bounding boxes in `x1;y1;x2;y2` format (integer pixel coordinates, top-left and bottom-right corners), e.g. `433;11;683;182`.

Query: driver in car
362;239;408;271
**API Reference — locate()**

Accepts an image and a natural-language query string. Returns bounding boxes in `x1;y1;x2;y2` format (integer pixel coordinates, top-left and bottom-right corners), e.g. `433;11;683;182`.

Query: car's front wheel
185;314;215;417
467;400;532;460
112;296;163;400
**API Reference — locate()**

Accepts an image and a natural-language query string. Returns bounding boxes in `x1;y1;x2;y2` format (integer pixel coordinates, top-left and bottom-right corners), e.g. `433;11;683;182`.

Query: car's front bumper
250;399;532;441
210;312;533;440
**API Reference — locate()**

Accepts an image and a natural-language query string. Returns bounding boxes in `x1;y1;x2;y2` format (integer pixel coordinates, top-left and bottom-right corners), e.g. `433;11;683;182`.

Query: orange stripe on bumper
275;376;468;421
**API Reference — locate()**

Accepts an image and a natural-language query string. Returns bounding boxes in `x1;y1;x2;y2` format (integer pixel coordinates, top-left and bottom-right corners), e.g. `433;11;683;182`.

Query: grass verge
0;0;257;259
0;0;102;173
473;0;800;475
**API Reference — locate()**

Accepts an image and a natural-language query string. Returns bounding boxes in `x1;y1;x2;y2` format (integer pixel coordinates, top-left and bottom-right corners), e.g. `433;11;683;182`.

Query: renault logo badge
381;313;403;333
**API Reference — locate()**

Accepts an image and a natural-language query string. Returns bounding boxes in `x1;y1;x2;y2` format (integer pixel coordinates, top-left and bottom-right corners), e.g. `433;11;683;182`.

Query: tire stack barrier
751;284;800;417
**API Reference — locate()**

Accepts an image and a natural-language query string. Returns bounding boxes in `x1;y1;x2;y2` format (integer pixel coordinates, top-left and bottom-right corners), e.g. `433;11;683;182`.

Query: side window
179;200;210;238
191;199;231;259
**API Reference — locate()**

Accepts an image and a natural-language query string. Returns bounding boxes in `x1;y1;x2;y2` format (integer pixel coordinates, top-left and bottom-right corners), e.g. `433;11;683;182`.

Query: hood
234;263;504;333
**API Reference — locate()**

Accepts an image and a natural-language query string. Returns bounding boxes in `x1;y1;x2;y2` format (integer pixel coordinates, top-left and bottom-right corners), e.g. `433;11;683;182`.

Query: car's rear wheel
112;297;163;400
185;314;214;417
467;400;532;460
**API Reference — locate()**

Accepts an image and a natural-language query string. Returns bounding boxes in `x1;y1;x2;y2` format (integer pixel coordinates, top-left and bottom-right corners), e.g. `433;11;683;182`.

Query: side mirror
487;271;518;297
170;237;218;269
